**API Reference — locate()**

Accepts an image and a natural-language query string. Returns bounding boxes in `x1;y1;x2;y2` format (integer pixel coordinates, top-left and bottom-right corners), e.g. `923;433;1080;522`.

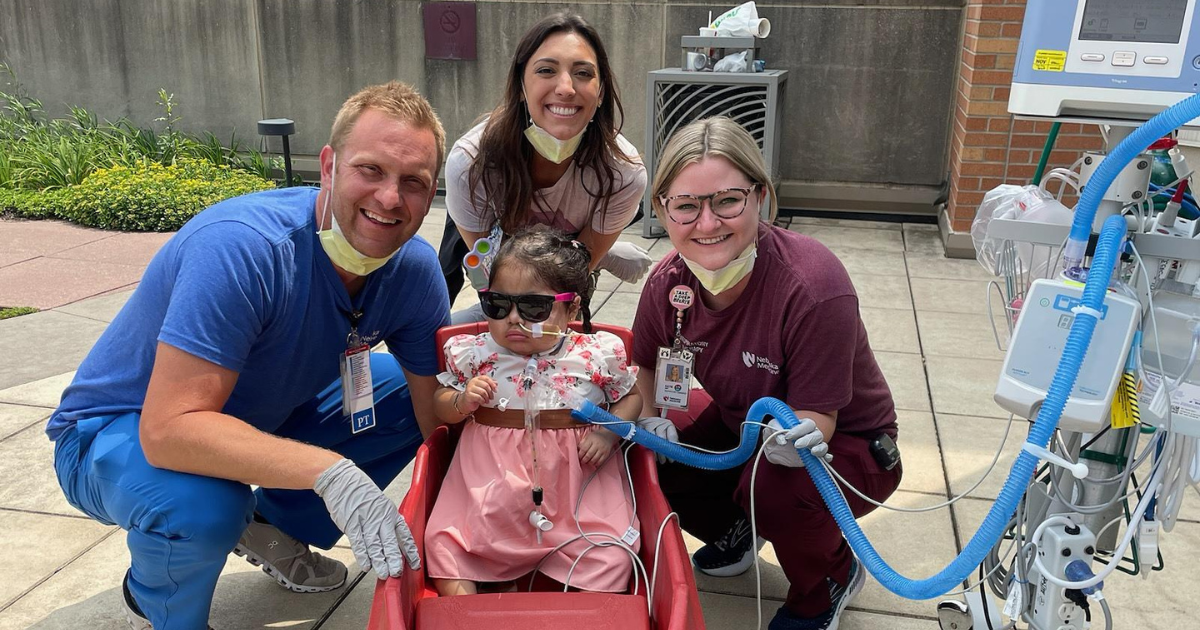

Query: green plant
1;65;271;194
0;187;70;219
55;158;275;231
0;306;38;320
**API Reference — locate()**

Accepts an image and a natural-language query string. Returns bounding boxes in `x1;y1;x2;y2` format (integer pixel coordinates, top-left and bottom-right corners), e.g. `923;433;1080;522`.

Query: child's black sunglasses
478;290;576;323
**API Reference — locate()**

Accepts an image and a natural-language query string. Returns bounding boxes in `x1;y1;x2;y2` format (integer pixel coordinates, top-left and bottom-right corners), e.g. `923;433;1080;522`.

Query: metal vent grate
652;82;770;157
642;70;787;237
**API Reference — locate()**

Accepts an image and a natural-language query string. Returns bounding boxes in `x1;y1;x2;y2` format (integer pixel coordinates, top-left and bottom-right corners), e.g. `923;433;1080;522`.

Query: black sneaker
768;556;865;630
691;517;765;577
122;571;216;630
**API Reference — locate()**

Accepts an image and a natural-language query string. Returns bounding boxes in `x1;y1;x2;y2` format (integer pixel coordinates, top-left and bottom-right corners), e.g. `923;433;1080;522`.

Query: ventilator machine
548;2;1200;628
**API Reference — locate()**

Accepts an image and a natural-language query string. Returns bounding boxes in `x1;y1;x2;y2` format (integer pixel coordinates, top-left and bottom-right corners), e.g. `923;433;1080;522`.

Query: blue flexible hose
570;402;765;470
574;215;1126;599
1068;94;1200;245
571;95;1200;599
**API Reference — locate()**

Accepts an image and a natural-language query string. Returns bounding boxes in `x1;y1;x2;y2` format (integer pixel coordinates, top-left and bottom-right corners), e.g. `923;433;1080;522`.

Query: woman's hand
457;376;497;417
578;427;619;466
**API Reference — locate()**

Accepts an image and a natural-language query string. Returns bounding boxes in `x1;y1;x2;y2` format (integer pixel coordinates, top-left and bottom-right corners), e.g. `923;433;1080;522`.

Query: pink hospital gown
424;331;640;592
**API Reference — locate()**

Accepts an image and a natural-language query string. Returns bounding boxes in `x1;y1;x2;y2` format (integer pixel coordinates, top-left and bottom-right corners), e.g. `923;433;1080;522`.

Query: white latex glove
638;416;679;464
599;242;653;284
763;418;830;468
315;458;420;578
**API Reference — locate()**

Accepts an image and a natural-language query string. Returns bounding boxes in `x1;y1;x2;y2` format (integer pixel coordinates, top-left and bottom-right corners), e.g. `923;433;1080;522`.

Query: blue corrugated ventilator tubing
569;91;1200;600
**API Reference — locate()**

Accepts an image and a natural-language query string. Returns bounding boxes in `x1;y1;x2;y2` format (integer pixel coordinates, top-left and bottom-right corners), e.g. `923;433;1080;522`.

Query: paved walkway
0;203;1193;629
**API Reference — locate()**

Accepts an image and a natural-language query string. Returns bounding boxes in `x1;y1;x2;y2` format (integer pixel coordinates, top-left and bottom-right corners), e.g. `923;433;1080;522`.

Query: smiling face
663;156;762;272
485;262;579;356
521;31;602;141
316;107;439;261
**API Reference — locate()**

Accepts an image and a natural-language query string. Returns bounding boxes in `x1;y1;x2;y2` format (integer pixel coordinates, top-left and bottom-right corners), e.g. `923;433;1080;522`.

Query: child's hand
578;428;619;466
459;376;497;415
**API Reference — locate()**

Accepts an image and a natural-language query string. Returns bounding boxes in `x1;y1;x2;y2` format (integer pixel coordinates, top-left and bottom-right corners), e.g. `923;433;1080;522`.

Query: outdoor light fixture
257;118;296;187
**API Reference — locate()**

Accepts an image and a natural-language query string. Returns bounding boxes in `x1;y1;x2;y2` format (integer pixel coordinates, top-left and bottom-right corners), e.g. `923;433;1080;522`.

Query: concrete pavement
0;202;1194;629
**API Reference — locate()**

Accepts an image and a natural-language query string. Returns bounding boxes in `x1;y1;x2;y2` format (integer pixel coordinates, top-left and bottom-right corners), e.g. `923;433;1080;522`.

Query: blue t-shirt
46;187;450;440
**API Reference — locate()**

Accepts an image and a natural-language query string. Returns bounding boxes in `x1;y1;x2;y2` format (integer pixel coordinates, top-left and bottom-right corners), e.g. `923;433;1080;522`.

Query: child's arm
433;376;497;424
577;389;643;466
607;388;643;422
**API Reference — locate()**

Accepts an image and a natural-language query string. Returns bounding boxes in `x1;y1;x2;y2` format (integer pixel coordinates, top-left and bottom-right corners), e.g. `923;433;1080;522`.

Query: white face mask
524;120;585;164
317;153;400;276
681;242;757;296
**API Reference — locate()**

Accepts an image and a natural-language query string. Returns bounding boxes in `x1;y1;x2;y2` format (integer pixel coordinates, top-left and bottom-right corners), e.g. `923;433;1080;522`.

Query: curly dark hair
490;226;595;332
469;12;634;235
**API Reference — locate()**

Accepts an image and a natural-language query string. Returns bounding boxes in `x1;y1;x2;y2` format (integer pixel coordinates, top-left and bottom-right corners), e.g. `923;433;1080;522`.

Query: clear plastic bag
971;184;1073;276
713;51;748;73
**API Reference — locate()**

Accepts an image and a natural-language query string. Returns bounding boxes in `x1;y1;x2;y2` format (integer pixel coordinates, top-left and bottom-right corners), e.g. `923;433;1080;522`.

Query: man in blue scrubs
47;81;450;629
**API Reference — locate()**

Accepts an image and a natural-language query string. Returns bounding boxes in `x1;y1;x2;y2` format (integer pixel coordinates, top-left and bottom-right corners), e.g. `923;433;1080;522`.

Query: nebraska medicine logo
742;351;780;375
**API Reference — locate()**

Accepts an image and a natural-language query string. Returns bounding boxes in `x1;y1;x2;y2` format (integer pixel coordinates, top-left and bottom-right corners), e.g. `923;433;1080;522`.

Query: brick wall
946;0;1104;234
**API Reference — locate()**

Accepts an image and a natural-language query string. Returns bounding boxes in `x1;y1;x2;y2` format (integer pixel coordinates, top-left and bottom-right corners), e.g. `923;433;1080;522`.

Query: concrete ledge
777;181;942;217
938;206;977;259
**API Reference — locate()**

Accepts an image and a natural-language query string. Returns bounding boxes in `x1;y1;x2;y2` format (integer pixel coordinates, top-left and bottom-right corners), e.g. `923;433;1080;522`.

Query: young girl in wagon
424;226;643;596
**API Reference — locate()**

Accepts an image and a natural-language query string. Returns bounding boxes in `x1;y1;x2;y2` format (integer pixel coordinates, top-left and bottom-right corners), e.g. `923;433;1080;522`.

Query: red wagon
367;322;707;630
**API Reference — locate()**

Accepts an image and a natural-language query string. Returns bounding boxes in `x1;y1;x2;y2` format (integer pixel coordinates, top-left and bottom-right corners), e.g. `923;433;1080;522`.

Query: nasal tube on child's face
519;321;566;338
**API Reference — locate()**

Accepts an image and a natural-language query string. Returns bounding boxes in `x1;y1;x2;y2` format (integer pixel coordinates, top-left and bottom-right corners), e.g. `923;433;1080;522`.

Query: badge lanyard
339;308;377;434
655;285;695;411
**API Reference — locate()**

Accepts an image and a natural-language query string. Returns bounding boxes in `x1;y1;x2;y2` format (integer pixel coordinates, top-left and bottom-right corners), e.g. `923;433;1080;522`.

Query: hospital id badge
654;347;693;410
340;344;377;434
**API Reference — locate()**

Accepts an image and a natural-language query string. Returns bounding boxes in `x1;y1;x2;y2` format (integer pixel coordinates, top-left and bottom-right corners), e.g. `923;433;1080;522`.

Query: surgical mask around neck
681;242;757;296
317;153;399;276
524;119;585;164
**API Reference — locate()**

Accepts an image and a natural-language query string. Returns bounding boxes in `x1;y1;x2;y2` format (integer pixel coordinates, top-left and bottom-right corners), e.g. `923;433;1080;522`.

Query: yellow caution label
1033;50;1067;72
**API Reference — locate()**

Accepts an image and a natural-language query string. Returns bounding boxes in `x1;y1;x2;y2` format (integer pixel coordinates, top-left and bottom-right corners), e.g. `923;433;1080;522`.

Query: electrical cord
821;413;1019;513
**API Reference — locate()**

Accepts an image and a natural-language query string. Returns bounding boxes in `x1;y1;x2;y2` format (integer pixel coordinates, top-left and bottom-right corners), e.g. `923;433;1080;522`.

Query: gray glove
315;458;420;578
638;416;679;464
599;242;653;284
763;418;831;468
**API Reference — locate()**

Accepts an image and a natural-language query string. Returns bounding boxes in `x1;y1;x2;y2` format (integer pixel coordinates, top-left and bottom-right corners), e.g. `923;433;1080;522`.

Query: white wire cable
821;413;1018;513
646;511;680;610
748;437;772;630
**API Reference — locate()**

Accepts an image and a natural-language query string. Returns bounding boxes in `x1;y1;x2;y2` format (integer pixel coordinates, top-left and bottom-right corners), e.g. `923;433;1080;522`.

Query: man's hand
599;242;653;284
315;458;419;578
763;418;830;468
638;416;679;464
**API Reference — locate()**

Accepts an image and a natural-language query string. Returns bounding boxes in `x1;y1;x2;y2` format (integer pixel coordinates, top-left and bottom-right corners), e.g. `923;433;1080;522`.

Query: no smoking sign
423;2;476;60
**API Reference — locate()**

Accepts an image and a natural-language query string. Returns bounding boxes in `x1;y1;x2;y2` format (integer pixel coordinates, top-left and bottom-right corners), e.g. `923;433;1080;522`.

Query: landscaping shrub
55;158;275;231
1;64;276;231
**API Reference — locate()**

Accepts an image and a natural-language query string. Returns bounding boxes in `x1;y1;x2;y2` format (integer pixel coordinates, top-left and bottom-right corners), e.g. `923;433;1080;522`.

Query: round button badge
669;285;694;310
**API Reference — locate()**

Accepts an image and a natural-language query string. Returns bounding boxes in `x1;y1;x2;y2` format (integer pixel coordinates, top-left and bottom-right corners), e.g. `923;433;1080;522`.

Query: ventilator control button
1112;51;1137;67
1080;53;1105;62
1144;56;1169;65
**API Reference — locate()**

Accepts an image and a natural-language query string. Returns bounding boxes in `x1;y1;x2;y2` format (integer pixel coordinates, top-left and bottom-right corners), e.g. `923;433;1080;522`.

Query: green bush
0;186;69;220
51;158;276;231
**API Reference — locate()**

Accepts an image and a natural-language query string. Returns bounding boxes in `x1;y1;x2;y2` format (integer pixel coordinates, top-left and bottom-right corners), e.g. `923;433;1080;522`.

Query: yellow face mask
523;120;585;164
317;154;400;277
681;242;757;296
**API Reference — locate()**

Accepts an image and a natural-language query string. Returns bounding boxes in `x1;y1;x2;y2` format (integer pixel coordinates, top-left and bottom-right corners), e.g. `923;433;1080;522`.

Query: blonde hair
650;117;777;222
329;81;447;171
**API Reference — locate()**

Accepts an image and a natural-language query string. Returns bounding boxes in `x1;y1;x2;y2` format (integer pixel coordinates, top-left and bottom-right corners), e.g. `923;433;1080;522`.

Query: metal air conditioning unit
642;68;788;237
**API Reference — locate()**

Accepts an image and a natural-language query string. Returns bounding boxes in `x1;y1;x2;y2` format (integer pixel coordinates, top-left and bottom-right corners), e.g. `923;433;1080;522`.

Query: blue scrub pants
51;354;424;630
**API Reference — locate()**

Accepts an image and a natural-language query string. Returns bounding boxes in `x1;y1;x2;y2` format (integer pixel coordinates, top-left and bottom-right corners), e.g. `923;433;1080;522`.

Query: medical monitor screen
1078;0;1187;44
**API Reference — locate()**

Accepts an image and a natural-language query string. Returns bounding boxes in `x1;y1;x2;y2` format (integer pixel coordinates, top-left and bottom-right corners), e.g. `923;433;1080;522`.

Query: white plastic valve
529;510;553;532
1023;443;1090;479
